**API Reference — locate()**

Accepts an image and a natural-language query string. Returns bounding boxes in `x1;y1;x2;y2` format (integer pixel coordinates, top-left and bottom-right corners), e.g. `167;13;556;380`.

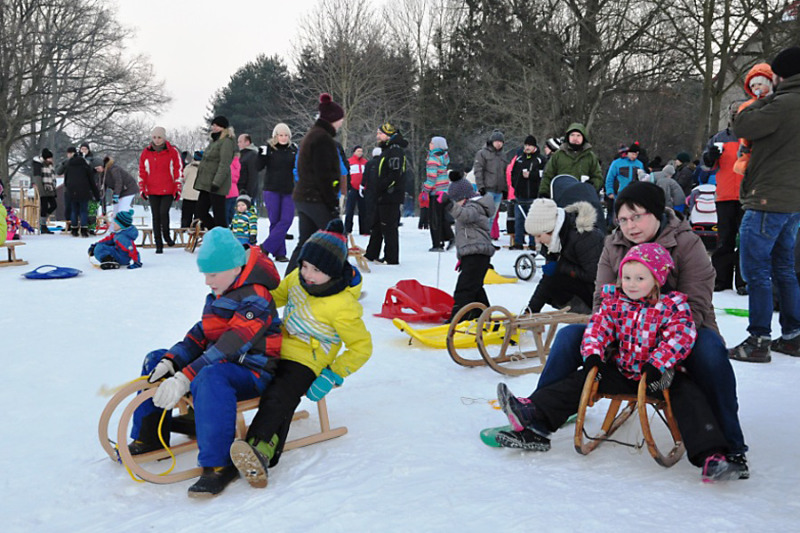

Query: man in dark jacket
287;93;345;273
728;46;800;362
364;122;408;265
237;134;263;198
63;146;100;237
510;136;545;249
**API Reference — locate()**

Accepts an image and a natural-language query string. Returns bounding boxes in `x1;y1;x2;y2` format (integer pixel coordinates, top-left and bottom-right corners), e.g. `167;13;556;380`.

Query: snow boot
71;226;79;237
770;335;800;357
496;383;535;431
728;335;771;363
100;261;121;270
128;412;170;455
496;428;551;451
702;453;748;483
230;437;275;488
187;465;239;498
40;219;53;234
80;226;89;237
726;453;750;480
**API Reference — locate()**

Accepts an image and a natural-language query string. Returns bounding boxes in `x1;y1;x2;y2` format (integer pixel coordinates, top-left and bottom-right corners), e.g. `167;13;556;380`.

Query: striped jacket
424;149;450;193
164;249;282;385
581;285;696;379
230;207;258;242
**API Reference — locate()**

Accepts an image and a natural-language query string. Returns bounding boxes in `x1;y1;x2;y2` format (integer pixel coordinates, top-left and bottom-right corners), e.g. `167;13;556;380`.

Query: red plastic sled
374;279;454;323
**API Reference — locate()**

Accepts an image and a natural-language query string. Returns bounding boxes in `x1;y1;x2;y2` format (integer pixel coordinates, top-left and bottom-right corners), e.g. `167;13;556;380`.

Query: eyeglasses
617;212;649;226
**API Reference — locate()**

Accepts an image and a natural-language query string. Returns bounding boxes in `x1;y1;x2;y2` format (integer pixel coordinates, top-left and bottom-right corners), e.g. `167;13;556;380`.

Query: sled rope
98;375;148;397
460;396;501;410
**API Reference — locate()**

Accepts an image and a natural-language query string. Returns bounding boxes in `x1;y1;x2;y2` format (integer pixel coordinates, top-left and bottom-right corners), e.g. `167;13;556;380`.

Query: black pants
286;201;338;274
40;197;57;219
247;360;317;467
428;192;453;248
195;191;227;230
450;254;491;321
712;200;745;291
528;272;594;313
180;199;197;228
148;194;173;247
365;203;401;264
529;364;729;466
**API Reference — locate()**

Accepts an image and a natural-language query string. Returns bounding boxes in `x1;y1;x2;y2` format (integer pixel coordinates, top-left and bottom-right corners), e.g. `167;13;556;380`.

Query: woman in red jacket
139;126;183;253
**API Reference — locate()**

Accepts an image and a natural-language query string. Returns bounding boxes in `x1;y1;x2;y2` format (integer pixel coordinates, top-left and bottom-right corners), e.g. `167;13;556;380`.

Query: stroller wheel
515;253;536;281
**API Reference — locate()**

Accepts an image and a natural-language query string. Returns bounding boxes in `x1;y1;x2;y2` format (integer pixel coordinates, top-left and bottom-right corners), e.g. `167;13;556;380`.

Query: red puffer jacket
138;141;183;197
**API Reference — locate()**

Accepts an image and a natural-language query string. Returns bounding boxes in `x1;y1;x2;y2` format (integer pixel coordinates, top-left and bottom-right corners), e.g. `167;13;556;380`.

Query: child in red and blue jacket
129;227;283;497
88;209;141;269
495;243;745;482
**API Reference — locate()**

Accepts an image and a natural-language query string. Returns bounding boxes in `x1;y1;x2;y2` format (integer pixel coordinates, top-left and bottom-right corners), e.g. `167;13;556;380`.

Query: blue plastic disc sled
23;265;82;279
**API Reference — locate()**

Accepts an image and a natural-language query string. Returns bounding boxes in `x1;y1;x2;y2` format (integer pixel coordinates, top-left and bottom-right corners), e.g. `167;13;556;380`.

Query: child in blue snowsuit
128;227;283;497
88;209;141;269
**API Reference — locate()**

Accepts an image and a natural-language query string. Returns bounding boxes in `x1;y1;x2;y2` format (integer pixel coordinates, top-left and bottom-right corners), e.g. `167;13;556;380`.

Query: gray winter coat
448;193;496;259
655;175;686;208
473;143;507;193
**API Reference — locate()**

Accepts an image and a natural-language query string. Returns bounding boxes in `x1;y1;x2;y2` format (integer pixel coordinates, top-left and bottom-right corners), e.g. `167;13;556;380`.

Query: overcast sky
114;0;318;131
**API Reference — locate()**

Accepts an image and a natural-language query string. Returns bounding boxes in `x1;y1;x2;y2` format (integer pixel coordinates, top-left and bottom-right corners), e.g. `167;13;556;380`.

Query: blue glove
88;243;96;257
112;194;119;204
127;261;142;270
541;261;557;276
306;368;343;402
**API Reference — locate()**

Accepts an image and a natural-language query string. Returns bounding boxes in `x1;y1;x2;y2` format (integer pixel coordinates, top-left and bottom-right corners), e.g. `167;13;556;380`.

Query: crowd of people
9;45;800;493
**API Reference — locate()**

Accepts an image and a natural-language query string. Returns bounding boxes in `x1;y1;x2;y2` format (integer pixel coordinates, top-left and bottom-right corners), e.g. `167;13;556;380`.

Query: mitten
436;191;448;204
583;354;603;372
210;183;220;193
359;185;365;198
478;187;486;196
306;368;343;402
153;372;190;409
127;261;142;270
148;359;176;384
541;261;557;276
643;363;675;393
88;243;96;257
112;195;119;204
249;235;257;245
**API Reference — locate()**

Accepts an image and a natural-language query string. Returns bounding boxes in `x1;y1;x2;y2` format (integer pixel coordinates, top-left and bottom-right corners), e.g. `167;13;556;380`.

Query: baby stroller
687;183;718;250
513;175;604;280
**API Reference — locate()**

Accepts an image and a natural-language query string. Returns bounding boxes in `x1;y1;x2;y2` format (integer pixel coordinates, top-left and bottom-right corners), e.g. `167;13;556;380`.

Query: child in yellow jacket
230;219;372;488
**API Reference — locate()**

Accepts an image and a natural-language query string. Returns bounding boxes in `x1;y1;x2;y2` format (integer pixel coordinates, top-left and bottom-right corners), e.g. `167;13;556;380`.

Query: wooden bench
98;379;347;484
171;228;190;246
1;241;28;267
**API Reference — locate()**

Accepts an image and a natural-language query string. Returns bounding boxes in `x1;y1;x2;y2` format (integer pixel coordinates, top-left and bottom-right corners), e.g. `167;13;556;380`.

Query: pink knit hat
619;243;674;287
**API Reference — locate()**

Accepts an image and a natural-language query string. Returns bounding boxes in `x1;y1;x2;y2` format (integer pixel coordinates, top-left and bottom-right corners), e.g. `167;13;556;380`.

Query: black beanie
771;46;800;79
524;135;537;147
211;115;229;129
614;181;665;221
41;148;53;159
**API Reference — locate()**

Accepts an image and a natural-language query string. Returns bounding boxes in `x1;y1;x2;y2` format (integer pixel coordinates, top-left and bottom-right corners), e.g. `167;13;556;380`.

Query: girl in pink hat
495;243;744;482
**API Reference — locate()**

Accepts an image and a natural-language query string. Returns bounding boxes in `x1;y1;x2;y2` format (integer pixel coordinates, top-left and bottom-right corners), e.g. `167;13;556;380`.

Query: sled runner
348;233;370;273
185;219;205;253
574;367;685;467
98;379;347;484
1;241;27;267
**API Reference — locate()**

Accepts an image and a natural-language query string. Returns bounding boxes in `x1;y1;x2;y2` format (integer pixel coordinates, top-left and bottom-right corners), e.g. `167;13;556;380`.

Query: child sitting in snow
129;227;283;497
229;193;258;246
88;209;142;269
437;169;494;322
495;243;745;482
230;219;372;489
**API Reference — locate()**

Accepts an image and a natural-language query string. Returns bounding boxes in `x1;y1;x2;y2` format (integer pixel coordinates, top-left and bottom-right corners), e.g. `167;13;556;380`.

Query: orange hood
743;63;774;98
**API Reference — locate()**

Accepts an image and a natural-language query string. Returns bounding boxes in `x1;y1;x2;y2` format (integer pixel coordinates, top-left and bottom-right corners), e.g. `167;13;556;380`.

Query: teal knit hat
197;227;247;273
114;209;133;228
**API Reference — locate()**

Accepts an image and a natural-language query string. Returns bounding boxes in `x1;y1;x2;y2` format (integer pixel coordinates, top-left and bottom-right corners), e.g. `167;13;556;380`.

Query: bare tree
0;0;168;191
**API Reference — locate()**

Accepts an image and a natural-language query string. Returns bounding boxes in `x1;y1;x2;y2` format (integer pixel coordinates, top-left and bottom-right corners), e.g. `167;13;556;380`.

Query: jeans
535;324;747;454
132;349;268;467
344;189;366;234
739;210;800;338
70;200;89;227
514;199;534;246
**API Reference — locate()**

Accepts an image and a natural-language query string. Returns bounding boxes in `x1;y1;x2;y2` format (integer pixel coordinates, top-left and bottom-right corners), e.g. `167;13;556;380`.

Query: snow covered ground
3;206;799;532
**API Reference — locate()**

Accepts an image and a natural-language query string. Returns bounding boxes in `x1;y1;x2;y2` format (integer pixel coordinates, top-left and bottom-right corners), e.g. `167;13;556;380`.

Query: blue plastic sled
23;265;82;279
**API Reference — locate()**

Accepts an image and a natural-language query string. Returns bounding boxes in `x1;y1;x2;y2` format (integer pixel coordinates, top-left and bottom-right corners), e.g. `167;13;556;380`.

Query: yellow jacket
0;204;7;245
271;269;372;378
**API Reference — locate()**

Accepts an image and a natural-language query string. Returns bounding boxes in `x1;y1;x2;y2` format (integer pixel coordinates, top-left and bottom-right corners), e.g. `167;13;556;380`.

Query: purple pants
261;191;295;257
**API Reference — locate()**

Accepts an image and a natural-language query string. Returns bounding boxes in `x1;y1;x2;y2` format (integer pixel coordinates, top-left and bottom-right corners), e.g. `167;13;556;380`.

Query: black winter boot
230;439;272;488
80;226;89;237
128;412;170;455
187;465;239;497
728;335;771;363
71;226;79;237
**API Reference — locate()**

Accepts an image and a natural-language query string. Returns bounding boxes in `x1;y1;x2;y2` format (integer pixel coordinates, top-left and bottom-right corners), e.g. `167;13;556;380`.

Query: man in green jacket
728;46;800;362
539;123;603;197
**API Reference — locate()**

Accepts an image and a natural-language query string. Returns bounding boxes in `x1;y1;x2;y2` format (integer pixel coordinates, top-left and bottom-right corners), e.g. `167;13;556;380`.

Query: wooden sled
185;220;205;253
1;241;28;267
446;306;588;376
574;367;685;467
445;302;511;367
394;312;509;350
98;379;347;484
348;234;369;273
